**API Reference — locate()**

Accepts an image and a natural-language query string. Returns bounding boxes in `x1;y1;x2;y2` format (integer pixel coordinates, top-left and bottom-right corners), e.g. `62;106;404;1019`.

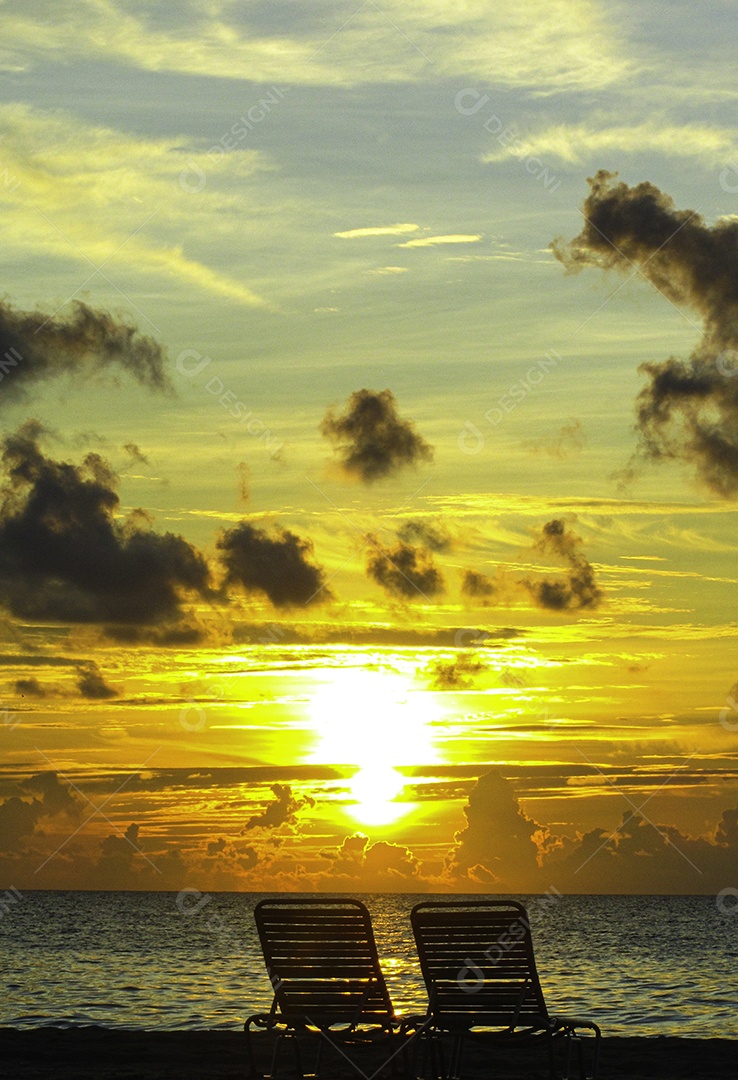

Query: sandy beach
1;1027;737;1079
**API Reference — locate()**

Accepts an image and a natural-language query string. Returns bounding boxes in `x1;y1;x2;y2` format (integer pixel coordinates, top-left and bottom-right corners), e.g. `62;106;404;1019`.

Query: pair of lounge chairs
245;898;601;1080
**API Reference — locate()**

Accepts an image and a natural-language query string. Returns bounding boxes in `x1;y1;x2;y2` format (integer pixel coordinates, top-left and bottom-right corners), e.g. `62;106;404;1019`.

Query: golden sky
1;0;738;895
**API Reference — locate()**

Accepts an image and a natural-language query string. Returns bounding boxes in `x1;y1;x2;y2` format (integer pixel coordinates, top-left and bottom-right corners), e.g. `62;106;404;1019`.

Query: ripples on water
1;891;735;1035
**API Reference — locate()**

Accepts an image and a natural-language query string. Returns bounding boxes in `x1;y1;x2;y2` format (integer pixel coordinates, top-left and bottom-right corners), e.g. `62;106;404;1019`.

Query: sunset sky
2;0;738;895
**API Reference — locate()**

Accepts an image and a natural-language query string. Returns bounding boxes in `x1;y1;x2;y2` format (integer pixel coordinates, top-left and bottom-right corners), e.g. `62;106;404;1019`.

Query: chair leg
313;1035;324;1078
545;1028;560;1080
269;1032;284;1080
244;1020;261;1079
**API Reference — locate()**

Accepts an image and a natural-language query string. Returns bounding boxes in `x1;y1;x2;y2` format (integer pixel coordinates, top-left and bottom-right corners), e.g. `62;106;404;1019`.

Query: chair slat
253;898;396;1034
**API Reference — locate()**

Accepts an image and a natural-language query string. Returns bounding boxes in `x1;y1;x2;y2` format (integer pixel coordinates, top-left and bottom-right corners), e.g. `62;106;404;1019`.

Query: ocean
1;891;736;1037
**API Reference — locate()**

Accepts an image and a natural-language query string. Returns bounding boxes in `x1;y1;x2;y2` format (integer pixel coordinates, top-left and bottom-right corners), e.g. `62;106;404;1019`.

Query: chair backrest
254;898;395;1029
411;900;550;1033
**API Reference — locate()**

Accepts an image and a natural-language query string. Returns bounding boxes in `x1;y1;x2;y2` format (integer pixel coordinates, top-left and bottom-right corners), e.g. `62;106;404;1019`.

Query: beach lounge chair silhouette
246;897;419;1079
410;900;600;1080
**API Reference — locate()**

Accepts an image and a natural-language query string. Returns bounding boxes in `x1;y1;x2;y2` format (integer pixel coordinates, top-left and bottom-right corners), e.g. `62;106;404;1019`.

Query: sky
1;0;738;896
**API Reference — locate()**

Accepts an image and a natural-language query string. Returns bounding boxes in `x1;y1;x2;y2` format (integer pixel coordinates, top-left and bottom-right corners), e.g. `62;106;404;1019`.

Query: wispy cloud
397;234;482;248
334;224;419;239
482;121;738;167
0;103;271;307
0;1;634;92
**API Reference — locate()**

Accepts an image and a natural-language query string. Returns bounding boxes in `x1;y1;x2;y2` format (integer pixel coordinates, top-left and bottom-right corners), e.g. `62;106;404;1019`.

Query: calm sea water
0;891;735;1037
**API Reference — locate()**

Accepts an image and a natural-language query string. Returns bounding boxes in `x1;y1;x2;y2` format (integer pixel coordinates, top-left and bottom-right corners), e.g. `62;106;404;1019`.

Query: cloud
482;122;738;167
0;300;171;405
321;833;419;882
461;568;507;605
245;783;315;830
334;224;419;238
396;518;452;552
0;2;631;92
99;822;141;866
0;772;82;852
425;654;487;690
522;419;587;459
366;539;445;601
233;622;522;647
123;443;149;465
546;807;738;894
363;840;419;879
0;103;269;308
553;170;738;497
0;423;213;625
321;389;433;484
462;520;602;612
236;462;250;506
218;521;332;608
445;769;738;894
447;771;542;889
76;662;118;700
523;518;603;611
14;677;46;697
397;234;482;248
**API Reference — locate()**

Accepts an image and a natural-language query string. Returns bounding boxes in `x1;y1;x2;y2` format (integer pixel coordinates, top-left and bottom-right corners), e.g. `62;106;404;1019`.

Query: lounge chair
246;897;421;1078
410;900;600;1080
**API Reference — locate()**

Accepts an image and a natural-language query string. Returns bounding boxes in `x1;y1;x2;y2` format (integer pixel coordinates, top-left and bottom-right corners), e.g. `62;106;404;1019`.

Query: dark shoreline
1;1027;737;1079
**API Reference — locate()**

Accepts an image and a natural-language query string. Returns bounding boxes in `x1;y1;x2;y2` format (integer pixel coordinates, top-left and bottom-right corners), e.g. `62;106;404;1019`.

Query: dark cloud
320;833;419;882
366;539;445;600
397;518;452;552
97;823;150;883
0;300;171;404
23;772;84;817
206;837;228;857
425;654;487;690
462;521;602;613
218;521;332;608
232;622;522;647
244;783;315;830
523;518;602;611
363;840;419;880
523;419;586;459
461;568;506;605
0;423;212;625
238;845;259;870
0;794;39;850
553;170;738;497
320;388;433;483
123;443;149;465
236;462;250;505
447;771;542;889
14;677;46;697
76;662;118;700
0;772;82;851
320;833;369;873
104;622;207;646
0;654;80;667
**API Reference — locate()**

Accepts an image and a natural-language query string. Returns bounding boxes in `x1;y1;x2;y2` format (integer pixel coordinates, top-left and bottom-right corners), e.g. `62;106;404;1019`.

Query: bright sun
307;664;441;826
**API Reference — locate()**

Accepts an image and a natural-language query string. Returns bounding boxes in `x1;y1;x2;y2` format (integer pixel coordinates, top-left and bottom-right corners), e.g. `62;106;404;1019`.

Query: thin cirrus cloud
0;103;271;308
333;224;419;239
397;235;483;249
0;1;633;92
482;121;738;166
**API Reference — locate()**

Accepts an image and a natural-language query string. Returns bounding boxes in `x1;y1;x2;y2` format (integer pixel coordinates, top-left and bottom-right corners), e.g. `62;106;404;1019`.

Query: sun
306;663;441;826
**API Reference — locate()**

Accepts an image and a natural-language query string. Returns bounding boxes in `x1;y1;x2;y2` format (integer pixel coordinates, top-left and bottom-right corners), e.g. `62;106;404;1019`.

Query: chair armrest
550;1015;601;1036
